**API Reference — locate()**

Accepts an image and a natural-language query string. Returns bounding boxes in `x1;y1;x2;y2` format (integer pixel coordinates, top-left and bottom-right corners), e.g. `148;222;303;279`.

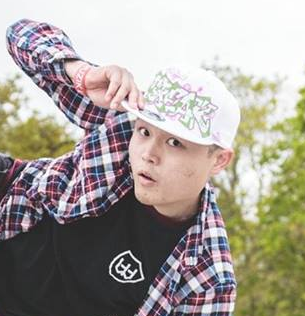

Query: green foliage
0;74;25;148
255;87;305;316
201;60;304;316
0;76;76;159
203;60;282;207
4;113;76;159
201;60;282;244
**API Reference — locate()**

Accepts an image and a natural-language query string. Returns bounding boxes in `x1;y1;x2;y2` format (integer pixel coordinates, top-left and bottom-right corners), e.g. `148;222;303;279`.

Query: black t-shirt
0;191;194;316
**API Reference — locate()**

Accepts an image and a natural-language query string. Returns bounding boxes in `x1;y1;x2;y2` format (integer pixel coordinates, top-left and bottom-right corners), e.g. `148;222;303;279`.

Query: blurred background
1;1;305;315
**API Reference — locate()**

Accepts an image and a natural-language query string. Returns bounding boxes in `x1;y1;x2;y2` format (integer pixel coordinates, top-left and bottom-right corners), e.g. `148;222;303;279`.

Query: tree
0;74;25;149
204;60;304;316
201;60;284;316
0;75;76;159
255;86;305;316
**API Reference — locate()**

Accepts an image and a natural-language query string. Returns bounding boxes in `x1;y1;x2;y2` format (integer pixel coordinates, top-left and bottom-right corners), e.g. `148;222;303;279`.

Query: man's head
124;66;240;220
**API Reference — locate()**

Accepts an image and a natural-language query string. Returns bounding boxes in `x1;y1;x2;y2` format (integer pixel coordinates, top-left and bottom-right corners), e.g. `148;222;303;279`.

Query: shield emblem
109;250;145;284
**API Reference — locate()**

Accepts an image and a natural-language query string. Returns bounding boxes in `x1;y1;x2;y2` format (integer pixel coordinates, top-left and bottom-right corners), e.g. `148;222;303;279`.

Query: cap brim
121;100;215;146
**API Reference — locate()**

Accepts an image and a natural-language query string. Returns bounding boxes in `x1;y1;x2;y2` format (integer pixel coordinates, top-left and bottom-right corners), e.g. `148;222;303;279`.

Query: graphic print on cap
109;250;145;284
144;69;219;138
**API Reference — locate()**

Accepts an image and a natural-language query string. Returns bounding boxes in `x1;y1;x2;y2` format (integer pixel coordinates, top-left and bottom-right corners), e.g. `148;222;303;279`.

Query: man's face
128;119;222;220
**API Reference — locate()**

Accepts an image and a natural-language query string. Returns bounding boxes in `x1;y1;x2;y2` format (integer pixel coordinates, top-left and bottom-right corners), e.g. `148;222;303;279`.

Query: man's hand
65;60;144;111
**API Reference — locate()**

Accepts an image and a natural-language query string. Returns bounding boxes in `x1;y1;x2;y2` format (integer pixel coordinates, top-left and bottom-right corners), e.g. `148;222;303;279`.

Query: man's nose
141;141;160;165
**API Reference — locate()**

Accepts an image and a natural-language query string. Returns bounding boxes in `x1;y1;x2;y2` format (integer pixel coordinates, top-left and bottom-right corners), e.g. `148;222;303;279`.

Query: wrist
64;59;88;82
73;64;92;96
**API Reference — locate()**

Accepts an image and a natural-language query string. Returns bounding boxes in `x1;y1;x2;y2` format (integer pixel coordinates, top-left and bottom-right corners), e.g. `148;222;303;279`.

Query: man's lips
138;170;156;183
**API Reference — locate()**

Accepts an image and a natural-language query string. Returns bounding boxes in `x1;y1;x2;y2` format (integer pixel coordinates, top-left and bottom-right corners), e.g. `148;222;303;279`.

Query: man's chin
134;186;156;206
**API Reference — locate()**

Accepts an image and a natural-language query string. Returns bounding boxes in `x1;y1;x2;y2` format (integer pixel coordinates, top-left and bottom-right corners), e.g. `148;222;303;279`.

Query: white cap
122;66;240;149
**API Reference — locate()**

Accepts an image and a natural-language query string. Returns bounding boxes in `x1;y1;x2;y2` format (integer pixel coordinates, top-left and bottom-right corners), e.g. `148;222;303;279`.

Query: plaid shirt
0;19;237;316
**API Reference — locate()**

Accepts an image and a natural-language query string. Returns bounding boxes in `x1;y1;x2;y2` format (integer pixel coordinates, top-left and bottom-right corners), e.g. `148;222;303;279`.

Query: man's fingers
105;69;122;102
110;72;132;108
128;84;141;109
110;103;127;112
100;65;142;111
138;92;145;109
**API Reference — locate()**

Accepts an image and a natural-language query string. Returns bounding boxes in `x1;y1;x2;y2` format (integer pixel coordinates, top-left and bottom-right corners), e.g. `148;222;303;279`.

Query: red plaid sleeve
6;18;112;130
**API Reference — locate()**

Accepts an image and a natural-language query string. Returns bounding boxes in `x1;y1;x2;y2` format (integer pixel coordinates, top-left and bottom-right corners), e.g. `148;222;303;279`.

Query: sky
1;0;305;119
0;0;303;212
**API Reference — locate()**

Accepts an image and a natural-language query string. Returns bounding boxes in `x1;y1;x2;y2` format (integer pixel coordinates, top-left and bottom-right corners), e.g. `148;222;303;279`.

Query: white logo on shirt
109;250;145;283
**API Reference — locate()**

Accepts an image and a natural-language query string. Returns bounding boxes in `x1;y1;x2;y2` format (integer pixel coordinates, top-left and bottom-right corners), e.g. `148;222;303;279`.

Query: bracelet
73;64;91;96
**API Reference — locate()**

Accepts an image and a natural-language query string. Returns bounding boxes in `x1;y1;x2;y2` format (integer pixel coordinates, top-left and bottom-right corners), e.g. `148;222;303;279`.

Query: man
0;19;240;316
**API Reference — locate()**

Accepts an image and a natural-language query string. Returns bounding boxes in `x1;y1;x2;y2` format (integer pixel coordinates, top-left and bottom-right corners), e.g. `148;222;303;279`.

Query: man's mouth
138;171;156;184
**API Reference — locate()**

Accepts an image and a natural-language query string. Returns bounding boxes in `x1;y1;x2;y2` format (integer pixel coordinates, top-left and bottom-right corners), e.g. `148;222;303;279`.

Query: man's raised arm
6;19;143;130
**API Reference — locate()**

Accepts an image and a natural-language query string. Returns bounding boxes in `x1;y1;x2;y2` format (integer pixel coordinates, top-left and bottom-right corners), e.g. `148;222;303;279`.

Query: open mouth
138;171;156;183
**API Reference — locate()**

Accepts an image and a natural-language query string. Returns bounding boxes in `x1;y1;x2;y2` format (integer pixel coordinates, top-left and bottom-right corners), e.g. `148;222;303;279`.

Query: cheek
128;134;139;164
170;159;199;179
181;168;195;178
168;162;209;192
164;164;201;189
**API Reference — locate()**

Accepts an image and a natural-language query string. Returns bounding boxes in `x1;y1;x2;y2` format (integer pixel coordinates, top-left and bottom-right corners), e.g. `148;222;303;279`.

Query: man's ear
210;149;234;176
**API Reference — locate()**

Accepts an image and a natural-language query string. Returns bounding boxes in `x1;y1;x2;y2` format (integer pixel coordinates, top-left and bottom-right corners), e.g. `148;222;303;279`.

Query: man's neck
153;197;200;222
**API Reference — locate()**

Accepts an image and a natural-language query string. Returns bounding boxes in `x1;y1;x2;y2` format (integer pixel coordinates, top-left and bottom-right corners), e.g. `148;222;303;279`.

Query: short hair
207;144;222;157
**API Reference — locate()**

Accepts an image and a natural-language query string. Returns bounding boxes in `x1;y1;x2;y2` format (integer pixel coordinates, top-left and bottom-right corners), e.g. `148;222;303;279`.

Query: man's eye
138;127;150;137
167;138;182;147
